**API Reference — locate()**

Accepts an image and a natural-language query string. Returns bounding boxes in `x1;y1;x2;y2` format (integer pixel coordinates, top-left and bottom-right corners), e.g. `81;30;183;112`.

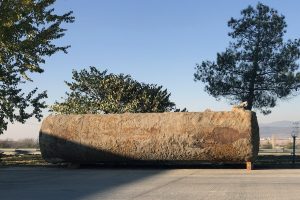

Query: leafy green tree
51;67;184;114
194;3;300;114
0;0;74;134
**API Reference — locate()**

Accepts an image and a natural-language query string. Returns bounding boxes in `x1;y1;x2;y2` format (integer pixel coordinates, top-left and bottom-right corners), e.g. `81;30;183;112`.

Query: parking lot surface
1;167;300;200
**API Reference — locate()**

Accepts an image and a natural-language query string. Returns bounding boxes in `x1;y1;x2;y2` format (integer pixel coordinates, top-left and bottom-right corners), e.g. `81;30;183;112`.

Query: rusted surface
39;109;259;164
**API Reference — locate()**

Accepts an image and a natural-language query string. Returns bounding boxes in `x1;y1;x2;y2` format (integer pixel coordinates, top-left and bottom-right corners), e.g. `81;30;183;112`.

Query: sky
2;0;300;140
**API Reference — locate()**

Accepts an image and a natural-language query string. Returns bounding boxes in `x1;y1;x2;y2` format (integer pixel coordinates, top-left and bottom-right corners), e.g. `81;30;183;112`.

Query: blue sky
2;0;300;139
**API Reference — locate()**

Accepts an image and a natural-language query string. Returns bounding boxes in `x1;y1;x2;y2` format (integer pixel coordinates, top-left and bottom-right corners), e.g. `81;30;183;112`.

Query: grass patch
256;155;300;164
0;154;49;166
0;154;299;168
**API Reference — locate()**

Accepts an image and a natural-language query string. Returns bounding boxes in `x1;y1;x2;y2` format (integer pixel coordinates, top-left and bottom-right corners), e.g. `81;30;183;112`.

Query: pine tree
194;3;300;114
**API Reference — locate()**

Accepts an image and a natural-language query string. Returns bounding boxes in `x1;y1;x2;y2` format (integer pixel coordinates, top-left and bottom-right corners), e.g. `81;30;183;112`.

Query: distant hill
259;121;295;138
260;121;293;127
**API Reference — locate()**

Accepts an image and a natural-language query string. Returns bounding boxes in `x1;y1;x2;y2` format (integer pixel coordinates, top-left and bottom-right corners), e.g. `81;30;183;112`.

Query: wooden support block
246;161;253;170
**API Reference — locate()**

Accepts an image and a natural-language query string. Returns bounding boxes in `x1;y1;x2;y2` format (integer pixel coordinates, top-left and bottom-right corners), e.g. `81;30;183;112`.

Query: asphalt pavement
1;167;300;200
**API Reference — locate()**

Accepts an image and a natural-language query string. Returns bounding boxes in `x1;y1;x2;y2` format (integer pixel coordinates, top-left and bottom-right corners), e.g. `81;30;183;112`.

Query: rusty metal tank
39;109;259;164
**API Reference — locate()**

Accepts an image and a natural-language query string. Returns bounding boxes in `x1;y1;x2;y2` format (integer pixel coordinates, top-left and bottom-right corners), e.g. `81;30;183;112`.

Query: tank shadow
39;132;252;169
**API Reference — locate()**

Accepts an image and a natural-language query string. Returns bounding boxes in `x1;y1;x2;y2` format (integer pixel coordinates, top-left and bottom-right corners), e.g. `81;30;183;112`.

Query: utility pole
291;122;299;164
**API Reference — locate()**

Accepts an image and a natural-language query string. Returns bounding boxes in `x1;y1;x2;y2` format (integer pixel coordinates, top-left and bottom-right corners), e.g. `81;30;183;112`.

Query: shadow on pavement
0;167;165;200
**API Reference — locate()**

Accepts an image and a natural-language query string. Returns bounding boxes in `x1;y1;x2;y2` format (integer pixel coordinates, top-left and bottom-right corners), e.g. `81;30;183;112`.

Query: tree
51;66;184;114
194;3;300;114
0;0;74;134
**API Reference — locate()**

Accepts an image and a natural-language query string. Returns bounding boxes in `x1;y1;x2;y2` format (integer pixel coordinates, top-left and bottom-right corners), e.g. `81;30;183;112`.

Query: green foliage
51;67;184;114
260;143;272;149
0;0;74;134
285;142;294;149
194;3;300;114
0;138;39;148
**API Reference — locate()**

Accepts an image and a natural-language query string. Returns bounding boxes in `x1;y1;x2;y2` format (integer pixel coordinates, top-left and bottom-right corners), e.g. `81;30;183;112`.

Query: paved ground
1;167;300;200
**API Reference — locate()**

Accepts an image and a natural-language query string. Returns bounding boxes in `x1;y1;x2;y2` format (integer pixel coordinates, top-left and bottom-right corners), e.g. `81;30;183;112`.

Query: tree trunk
246;35;261;111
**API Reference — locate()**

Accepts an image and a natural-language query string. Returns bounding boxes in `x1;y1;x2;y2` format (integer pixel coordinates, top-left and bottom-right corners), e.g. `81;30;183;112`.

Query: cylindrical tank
39;109;259;164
